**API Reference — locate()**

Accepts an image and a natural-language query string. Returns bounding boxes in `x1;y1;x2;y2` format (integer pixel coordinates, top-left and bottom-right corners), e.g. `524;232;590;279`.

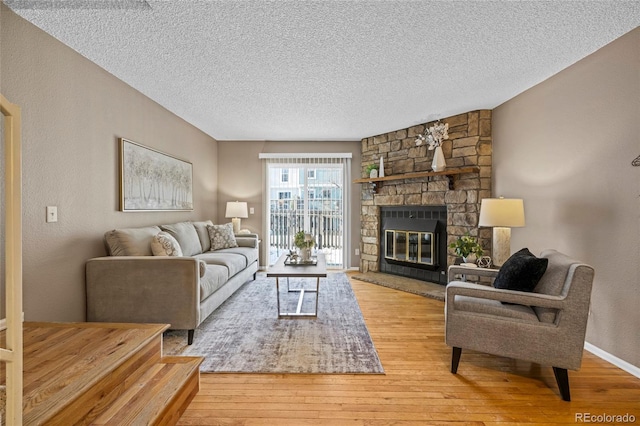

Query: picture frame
119;138;193;212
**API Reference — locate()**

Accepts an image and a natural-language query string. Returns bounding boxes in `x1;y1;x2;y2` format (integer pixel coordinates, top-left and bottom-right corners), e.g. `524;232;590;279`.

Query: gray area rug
352;272;445;301
164;273;384;374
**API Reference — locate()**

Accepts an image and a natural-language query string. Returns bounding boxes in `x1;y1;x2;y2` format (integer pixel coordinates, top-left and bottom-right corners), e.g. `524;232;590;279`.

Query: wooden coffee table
267;253;327;318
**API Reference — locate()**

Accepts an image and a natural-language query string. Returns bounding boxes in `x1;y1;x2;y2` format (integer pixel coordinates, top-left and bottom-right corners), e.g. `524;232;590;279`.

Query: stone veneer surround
359;110;493;275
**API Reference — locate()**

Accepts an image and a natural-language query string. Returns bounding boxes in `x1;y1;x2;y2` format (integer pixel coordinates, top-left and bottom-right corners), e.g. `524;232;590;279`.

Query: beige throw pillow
207;223;238;250
151;231;183;256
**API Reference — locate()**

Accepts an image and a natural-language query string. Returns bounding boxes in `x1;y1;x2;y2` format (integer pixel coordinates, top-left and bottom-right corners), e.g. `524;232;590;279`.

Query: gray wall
493;27;640;368
216;140;361;268
1;6;218;322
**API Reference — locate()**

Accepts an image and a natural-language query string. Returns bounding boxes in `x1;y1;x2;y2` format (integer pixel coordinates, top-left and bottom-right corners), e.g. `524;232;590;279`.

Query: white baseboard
585;341;640;378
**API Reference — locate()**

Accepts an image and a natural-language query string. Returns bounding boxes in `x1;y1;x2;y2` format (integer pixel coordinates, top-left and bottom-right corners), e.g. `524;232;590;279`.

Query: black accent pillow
493;248;548;292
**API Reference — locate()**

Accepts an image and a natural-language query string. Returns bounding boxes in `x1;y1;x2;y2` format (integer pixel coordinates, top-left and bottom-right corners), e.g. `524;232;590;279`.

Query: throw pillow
493;248;548;292
151;231;183;257
207;223;238;250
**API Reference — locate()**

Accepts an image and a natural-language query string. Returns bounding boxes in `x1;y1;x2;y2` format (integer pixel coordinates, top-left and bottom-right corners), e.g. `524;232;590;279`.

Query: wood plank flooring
177;276;640;425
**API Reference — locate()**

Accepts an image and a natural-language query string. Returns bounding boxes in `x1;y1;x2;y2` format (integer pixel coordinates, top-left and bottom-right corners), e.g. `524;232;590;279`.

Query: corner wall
1;5;218;322
493;27;640;368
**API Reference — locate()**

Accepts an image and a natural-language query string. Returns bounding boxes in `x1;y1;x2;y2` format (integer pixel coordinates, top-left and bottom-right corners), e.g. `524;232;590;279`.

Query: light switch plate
249;207;255;214
47;206;58;223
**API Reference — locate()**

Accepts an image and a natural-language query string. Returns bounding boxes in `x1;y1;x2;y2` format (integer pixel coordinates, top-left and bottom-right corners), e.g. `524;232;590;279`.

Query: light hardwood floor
177;276;640;425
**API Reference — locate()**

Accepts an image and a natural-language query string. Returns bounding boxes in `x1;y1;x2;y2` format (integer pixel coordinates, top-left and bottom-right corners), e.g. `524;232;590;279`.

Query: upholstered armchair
445;249;594;401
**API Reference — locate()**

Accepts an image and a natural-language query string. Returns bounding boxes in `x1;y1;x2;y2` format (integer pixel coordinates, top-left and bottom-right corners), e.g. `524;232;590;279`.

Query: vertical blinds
259;153;352;267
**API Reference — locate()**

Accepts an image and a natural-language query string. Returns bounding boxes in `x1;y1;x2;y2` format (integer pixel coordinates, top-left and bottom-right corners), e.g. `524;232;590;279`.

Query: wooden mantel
353;166;480;192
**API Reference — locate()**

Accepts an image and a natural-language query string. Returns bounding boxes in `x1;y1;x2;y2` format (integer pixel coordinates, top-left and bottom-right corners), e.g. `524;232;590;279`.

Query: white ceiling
6;0;640;141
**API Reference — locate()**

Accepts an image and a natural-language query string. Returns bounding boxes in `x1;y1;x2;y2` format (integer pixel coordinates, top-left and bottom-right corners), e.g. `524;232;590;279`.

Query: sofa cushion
151;232;183;256
493;248;548;292
533;250;573;324
200;264;230;301
194;252;246;277
104;226;162;256
192;220;214;252
216;246;258;266
160;222;203;257
207;223;238;250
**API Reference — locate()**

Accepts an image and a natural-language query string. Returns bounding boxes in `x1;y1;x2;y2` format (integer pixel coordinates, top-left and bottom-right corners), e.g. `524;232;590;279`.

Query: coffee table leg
314;277;320;316
277;276;320;318
276;277;281;318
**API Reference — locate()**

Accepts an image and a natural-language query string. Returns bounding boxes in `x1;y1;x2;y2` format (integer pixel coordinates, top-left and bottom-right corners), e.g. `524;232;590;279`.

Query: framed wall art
119;138;193;211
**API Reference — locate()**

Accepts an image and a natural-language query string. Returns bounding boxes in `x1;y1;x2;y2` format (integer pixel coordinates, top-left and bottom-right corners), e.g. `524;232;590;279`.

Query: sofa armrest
236;236;259;248
446;281;566;311
86;256;201;330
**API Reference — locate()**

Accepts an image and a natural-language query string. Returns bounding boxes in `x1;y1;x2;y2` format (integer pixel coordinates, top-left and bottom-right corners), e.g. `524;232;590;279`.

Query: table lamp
225;201;248;234
478;198;525;267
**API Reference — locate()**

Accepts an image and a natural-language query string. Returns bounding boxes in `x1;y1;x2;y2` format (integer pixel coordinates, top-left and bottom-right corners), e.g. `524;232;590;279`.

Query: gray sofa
86;220;259;344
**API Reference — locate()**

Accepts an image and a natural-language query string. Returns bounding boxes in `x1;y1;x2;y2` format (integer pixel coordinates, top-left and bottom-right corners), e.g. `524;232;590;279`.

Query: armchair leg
187;329;195;345
553;367;571;401
451;347;462;374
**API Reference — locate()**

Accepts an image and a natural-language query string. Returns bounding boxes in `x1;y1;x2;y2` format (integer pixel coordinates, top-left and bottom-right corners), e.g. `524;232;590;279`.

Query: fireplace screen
384;230;435;266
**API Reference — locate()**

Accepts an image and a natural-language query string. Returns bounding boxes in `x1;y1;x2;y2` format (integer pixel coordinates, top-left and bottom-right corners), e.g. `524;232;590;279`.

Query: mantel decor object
432;146;446;172
416;120;449;172
365;163;379;179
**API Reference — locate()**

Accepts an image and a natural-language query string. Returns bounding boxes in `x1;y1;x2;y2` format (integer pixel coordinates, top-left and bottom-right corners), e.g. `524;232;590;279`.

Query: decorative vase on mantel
432;146;446;172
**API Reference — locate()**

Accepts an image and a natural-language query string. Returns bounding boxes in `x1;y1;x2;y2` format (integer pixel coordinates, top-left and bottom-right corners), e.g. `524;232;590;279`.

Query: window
307;169;316;179
281;169;289;183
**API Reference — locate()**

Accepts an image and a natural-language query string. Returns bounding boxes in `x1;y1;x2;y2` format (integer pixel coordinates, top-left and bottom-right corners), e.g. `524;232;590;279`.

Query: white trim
584;342;640;379
259;153;352;159
0;313;24;332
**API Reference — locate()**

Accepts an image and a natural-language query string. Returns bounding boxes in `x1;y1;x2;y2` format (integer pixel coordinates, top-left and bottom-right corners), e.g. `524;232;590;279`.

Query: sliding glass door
262;155;350;268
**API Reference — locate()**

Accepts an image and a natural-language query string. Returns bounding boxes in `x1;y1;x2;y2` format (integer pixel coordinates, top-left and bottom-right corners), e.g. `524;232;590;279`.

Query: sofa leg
451;347;462;374
187;329;195;345
553;367;571;401
253;272;257;280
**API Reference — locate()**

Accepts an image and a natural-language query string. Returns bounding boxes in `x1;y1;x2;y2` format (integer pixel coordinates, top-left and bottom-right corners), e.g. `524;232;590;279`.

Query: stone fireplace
359;110;493;283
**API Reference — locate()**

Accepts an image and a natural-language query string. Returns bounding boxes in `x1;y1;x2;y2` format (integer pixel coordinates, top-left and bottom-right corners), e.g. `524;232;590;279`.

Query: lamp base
492;227;511;267
231;217;241;234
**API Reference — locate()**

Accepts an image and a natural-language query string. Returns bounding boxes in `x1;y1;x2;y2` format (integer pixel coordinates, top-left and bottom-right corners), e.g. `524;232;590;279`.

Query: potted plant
365;163;379;178
449;234;483;264
294;230;316;262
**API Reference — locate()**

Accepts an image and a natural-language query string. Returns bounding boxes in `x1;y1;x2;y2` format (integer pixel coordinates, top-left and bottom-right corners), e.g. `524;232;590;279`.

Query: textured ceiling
6;1;640;141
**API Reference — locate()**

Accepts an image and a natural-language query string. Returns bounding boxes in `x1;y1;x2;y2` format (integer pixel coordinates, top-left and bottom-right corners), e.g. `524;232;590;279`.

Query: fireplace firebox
379;206;448;284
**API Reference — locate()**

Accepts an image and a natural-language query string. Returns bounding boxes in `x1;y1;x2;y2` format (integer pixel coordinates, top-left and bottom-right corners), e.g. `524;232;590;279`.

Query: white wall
1;5;218;322
493;27;640;368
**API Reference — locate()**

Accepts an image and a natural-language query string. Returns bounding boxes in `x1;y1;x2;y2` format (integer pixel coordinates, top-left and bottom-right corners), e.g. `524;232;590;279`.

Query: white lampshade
225;201;248;234
225;201;248;219
478;198;525;267
478;198;525;228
